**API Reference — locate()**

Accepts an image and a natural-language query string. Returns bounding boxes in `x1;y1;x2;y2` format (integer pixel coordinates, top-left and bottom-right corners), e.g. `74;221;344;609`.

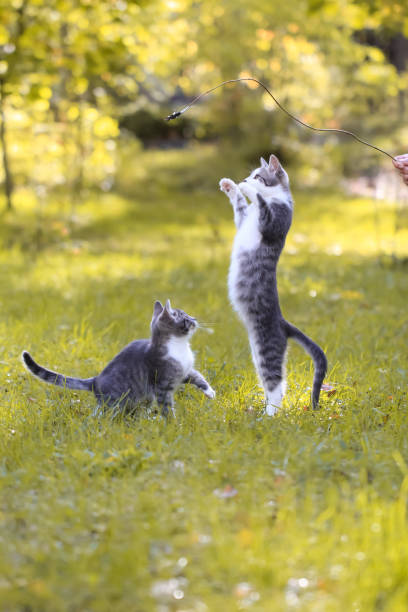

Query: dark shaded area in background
1;0;408;212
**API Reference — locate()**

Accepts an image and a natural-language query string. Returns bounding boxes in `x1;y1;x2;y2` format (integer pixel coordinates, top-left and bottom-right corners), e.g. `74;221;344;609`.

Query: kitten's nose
183;320;192;332
185;319;196;332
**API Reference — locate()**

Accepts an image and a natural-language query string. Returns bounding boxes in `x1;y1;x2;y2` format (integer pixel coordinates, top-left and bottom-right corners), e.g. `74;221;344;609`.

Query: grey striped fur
22;300;215;417
220;154;327;414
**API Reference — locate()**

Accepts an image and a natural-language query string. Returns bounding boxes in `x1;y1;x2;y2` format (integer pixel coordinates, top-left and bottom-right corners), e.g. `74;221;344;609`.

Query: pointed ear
153;300;163;316
260;156;268;169
159;299;173;322
268;154;281;173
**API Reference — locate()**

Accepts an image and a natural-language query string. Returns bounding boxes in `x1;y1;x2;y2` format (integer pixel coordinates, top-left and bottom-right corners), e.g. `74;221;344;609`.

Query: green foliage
1;0;408;206
1;148;408;610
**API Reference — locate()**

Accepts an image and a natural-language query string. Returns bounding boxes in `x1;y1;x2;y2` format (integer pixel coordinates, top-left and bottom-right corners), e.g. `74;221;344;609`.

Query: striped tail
22;351;94;392
285;322;327;409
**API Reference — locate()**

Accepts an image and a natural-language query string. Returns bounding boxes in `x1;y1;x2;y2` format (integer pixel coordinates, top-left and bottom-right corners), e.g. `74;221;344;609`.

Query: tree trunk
0;80;13;211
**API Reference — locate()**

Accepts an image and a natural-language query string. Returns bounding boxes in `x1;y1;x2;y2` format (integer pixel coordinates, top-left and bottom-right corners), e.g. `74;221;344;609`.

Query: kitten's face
239;154;290;199
151;300;197;338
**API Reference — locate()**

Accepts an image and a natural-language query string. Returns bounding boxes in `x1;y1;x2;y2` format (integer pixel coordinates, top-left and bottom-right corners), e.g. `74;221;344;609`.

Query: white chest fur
233;204;260;252
166;336;194;377
228;204;260;309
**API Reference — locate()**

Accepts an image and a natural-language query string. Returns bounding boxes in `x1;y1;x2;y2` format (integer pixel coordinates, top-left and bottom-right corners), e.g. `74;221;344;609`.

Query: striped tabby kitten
220;154;327;415
22;300;215;417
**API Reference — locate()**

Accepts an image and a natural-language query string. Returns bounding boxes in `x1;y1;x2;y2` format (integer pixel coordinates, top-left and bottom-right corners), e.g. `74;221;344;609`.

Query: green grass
1;145;408;611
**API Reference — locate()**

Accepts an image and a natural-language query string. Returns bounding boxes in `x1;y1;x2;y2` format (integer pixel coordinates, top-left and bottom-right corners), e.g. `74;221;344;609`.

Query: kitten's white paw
219;178;236;194
265;404;279;416
205;386;216;399
239;181;256;200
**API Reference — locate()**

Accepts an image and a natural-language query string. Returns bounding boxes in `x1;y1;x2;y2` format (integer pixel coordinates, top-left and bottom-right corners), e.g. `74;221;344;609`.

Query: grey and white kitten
219;154;327;415
22;300;215;417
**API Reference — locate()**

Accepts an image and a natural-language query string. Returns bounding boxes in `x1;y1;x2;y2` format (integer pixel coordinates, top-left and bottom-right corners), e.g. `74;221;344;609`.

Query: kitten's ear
159;299;173;322
153;300;163;316
268;154;282;173
260;156;268;169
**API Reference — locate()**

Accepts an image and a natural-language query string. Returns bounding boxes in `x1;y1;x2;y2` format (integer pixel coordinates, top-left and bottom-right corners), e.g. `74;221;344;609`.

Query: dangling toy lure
165;77;396;161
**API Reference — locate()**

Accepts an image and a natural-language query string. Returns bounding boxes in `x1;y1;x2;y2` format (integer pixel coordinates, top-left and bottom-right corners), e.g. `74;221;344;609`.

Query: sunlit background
2;3;408;610
1;0;408;210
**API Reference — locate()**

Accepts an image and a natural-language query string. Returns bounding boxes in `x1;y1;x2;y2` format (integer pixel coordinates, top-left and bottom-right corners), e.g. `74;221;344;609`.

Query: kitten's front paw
219;178;236;195
204;386;216;399
239;181;256;200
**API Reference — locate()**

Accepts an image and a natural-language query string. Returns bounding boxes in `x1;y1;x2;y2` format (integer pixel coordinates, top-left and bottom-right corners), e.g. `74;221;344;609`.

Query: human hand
393;154;408;186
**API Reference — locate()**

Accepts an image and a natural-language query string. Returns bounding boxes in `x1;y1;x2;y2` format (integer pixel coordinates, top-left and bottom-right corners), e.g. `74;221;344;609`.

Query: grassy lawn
1;146;408;611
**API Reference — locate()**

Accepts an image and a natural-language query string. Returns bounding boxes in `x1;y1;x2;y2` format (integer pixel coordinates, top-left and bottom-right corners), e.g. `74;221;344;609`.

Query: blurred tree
159;0;404;176
1;0;407;207
0;0;165;206
0;0;28;210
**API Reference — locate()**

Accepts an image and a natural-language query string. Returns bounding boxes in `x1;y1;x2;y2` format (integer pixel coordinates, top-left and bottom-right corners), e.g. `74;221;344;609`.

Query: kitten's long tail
285;322;327;409
22;351;95;391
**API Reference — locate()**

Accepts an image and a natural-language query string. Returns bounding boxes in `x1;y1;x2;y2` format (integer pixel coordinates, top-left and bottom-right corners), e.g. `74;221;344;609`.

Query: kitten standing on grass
22;300;215;417
220;154;327;415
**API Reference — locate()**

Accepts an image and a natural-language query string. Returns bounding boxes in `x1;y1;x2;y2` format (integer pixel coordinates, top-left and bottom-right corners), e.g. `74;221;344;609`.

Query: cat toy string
165;77;396;162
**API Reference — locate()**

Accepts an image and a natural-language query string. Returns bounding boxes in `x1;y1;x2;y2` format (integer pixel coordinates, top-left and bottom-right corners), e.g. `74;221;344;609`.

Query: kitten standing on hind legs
220;154;327;415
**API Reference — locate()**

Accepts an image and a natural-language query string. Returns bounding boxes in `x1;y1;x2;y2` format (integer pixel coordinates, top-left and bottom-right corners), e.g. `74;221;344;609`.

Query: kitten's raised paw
239;181;256;200
205;386;216;399
219;178;236;194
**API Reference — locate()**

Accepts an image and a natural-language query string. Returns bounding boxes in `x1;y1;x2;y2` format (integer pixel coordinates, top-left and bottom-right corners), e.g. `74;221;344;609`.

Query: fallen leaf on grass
234;581;260;603
151;577;187;602
321;383;337;397
274;469;290;487
191;532;212;544
213;484;238;499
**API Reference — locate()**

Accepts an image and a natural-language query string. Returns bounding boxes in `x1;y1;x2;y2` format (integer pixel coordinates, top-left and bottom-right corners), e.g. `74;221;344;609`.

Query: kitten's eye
255;174;266;184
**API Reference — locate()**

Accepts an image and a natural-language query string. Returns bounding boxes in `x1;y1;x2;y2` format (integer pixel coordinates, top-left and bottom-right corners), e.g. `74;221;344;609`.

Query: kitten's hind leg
156;388;176;418
249;340;281;415
252;336;287;416
219;178;248;228
265;382;284;416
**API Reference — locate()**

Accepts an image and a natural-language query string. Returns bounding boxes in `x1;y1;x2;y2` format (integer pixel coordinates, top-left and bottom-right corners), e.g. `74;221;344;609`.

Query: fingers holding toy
393;154;408;185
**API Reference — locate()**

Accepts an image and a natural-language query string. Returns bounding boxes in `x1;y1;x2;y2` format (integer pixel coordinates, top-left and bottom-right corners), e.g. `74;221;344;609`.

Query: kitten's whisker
196;322;215;334
197;322;218;327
